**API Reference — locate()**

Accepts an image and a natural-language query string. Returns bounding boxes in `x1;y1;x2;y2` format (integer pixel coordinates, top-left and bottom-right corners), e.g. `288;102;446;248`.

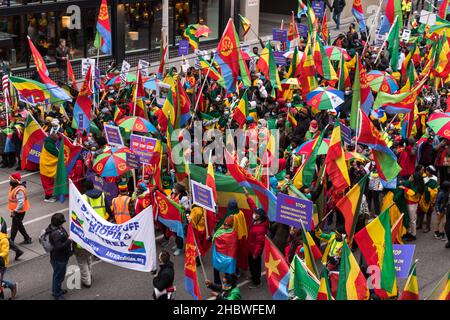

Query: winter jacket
0;232;9;268
247;220;269;257
153;261;175;291
47;224;73;262
398;145;417;177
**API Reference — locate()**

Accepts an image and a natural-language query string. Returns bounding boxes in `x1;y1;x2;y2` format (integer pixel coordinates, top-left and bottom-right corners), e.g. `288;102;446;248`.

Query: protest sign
138;59;150;77
393;244;415;279
273;51;287;66
120;60;131;87
191;180;216;212
298;24;308;38
275;193;313;230
272;28;288;43
126;152;141;169
27;140;44;164
82;58;95;76
104;124;124;147
178;40;189;56
312;0;325;18
401;29;411;42
130;134;157;164
156;82;172;106
341;124;352;145
69;182;157;272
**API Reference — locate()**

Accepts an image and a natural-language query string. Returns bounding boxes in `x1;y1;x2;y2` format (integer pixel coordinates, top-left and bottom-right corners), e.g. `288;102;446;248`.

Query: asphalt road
0;164;449;300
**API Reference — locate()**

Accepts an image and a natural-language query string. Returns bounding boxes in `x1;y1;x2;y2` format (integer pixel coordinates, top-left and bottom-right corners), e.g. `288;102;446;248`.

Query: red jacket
398;145;417;177
247;220;269;257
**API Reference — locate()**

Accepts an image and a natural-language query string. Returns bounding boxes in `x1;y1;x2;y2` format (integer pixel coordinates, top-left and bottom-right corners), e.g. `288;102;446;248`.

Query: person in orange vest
8;173;32;245
111;182;135;224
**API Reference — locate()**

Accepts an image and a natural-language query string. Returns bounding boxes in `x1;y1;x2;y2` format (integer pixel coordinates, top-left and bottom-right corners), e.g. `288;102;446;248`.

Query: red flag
439;0;450;19
184;224;202;300
67;56;78;91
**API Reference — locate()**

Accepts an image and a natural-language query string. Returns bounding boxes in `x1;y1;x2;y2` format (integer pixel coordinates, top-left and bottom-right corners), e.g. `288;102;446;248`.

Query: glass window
173;0;199;45
27;12;57;63
199;0;219;41
150;0;163;50
0;15;27;68
125;1;151;52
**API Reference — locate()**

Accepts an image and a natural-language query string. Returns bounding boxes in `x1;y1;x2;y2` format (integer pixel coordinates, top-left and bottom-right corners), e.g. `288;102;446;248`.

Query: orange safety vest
112;195;131;224
8;185;30;213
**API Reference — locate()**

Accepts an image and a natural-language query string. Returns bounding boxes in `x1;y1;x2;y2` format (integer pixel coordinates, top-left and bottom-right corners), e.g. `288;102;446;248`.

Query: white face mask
253;214;258;221
109;90;115;94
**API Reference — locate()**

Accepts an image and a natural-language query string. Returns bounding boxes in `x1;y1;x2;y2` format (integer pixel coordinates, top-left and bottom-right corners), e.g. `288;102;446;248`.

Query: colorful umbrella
283;50;304;60
324;46;351;61
93;147;132;177
117;116;157;133
295;138;331;155
427;113;450;139
366;70;399;94
306;86;344;110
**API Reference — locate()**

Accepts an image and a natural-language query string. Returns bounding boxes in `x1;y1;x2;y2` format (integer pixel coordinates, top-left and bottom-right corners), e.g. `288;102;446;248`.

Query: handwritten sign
104;124;124;147
130;134;157;164
275;193;313;230
393;244;415;279
191;180;216;212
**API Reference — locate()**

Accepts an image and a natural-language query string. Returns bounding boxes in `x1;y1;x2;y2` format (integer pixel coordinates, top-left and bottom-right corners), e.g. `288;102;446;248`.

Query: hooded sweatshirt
0;218;10;267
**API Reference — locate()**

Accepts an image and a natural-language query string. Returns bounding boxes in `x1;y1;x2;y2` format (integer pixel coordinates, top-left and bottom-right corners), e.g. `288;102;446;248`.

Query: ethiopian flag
198;56;226;88
184;24;199;50
257;42;281;90
426;270;450;300
354;209;398;298
53;138;69;203
300;220;321;278
335;175;368;238
317;267;333;300
400;261;419;300
21;113;47;170
337;240;370;300
325;119;350;193
232;91;249;127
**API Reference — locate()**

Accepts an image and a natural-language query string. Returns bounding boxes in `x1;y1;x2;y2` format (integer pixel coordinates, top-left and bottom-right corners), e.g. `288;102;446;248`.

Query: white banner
120;60;131;87
138;59;150;77
69;181;157;272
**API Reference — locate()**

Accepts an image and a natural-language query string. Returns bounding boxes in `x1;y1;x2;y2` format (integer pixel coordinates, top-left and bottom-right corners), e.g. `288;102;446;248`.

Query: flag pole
191;55;216;128
362;0;384;57
132;69;139;116
374;15;398;65
192;227;208;283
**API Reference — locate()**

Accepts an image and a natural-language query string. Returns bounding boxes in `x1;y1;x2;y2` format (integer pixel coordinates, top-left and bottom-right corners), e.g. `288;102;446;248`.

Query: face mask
109;90;115;94
10;181;18;188
345;91;351;95
253;214;258;221
286;103;292;108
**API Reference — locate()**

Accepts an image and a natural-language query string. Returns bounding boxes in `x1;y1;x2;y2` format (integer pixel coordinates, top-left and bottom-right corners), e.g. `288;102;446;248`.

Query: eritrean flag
385;0;403;29
153;190;185;239
354;210;398;299
21;113;47;170
215;18;251;93
27;37;71;103
264;237;290;300
128;241;146;253
184;224;202;300
212;226;238;274
72;66;93;132
257;41;281;90
63;136;82;175
352;0;366;32
337;240;370;300
400;260;419;300
94;0;112;54
224;149;277;221
335;175;368;239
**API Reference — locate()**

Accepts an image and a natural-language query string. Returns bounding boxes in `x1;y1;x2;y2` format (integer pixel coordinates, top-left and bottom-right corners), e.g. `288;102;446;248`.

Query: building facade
0;0;249;80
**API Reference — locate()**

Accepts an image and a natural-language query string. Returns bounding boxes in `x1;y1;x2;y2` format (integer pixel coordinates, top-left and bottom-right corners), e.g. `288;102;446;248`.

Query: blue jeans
333;11;342;29
1;267;14;290
51;260;68;297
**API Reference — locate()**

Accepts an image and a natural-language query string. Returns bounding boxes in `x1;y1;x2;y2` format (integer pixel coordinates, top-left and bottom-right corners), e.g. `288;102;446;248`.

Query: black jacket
153;261;175;291
47;224;73;262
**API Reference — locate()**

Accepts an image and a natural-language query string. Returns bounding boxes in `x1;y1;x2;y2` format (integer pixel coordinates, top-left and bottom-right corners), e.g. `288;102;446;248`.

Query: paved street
0;165;448;300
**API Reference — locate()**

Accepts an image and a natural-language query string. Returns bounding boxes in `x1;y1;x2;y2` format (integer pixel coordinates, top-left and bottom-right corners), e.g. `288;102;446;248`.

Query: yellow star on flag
265;253;281;278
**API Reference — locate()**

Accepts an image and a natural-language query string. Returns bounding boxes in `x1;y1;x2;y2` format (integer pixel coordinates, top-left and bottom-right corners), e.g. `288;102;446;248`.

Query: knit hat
118;181;128;192
426;165;437;175
137;182;148;191
10;172;21;182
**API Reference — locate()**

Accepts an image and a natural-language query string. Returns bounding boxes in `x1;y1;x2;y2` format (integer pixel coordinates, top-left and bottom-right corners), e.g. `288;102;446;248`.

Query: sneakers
20;238;32;245
44;196;57;203
403;233;416;242
434;231;442;240
248;283;261;289
173;249;181;256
